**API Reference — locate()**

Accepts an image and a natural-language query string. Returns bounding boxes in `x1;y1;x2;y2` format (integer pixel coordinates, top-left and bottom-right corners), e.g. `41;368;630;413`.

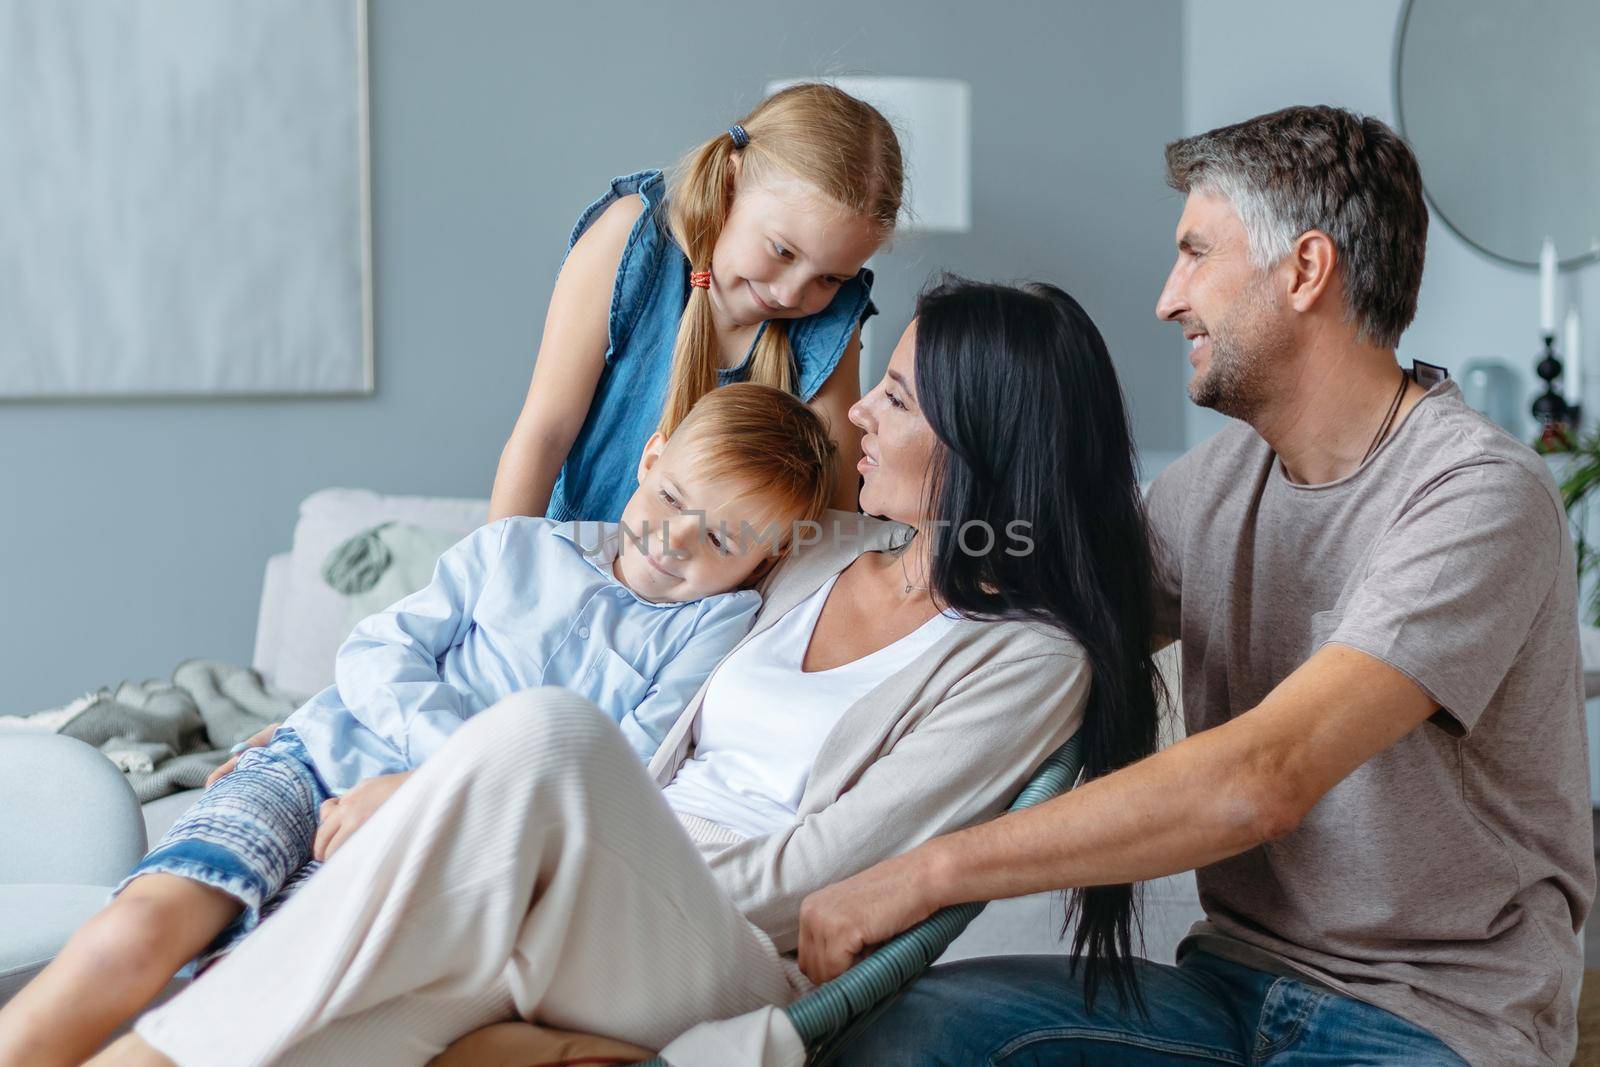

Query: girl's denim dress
546;169;877;524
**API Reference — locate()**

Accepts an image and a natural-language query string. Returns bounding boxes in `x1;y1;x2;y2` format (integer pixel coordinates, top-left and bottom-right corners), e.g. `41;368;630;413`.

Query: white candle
1566;306;1583;409
1540;237;1559;336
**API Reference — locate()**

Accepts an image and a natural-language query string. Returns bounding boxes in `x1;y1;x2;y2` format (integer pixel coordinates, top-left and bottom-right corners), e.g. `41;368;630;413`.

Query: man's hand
204;722;281;788
313;771;414;861
798;850;940;985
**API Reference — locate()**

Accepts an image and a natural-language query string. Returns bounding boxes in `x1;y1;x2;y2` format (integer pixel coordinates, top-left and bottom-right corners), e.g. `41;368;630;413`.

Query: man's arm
798;642;1436;983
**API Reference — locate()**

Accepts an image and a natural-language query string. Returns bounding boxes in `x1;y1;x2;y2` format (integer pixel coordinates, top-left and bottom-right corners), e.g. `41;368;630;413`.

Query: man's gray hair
1164;105;1428;349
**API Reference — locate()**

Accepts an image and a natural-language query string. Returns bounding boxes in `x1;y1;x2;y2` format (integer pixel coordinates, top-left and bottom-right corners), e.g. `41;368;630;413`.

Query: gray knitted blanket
1;659;298;802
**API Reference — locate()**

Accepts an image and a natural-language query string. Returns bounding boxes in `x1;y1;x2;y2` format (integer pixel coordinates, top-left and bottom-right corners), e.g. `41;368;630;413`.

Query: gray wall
3;0;1183;712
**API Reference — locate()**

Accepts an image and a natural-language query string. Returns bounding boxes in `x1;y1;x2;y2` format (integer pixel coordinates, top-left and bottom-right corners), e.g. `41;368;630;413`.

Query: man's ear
636;431;668;484
1286;229;1338;314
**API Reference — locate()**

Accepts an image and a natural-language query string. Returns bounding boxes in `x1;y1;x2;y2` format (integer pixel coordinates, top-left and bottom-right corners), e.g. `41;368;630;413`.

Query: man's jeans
836;951;1468;1065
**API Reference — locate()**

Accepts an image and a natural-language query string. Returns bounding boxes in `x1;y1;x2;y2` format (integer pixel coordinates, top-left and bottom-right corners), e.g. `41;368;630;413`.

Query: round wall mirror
1395;0;1600;269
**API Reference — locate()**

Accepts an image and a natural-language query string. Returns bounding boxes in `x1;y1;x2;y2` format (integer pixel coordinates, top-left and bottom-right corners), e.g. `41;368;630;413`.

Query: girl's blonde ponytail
659;83;903;437
659;133;735;437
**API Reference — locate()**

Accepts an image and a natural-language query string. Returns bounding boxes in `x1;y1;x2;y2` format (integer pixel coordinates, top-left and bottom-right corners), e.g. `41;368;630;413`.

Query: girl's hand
797;850;942;985
313;771;414;861
204;722;281;788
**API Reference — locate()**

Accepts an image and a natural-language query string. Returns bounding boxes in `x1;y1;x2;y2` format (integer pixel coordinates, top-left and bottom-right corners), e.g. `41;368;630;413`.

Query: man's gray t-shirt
1147;379;1594;1066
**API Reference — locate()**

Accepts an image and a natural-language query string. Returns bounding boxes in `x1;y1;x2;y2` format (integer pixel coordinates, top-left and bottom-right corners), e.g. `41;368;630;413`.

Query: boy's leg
0;876;241;1067
0;732;326;1067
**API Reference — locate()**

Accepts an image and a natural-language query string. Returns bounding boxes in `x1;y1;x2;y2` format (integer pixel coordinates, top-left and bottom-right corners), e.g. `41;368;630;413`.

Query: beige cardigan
645;510;1090;953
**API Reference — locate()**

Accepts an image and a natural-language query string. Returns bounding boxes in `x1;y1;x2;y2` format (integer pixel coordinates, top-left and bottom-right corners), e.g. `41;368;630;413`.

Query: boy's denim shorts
112;728;331;972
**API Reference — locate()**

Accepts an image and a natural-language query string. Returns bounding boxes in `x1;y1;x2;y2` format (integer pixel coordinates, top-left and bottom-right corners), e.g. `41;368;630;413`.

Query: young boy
0;383;836;1064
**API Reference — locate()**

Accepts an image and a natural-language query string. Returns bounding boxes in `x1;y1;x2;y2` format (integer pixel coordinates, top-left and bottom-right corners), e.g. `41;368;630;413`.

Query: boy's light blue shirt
282;517;760;793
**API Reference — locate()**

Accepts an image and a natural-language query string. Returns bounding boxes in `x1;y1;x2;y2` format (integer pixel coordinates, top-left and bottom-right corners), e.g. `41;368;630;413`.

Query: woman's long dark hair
913;276;1165;1010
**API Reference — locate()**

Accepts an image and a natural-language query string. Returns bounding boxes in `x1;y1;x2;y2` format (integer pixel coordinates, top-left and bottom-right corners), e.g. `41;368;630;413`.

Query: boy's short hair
670;382;837;552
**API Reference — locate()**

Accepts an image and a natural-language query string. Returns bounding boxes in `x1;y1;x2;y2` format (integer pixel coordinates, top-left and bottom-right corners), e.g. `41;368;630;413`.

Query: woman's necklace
896;541;929;595
1361;369;1410;465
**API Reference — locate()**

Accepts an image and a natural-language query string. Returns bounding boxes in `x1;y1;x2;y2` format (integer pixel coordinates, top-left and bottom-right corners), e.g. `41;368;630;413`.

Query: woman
97;278;1164;1067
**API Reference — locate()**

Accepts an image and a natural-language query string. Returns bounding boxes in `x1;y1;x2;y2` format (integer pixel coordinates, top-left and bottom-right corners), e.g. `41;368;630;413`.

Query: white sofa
2;488;1204;1007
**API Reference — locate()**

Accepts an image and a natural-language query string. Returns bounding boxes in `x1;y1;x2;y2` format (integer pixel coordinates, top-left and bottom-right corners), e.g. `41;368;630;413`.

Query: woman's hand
313;771;414;861
798;849;942;985
204;722;281;788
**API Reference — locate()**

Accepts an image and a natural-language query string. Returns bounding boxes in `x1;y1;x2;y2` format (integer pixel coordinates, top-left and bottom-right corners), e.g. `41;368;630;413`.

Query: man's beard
1187;276;1289;422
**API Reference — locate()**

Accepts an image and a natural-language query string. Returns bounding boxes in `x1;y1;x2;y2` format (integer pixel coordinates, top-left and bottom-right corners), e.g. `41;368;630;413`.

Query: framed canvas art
0;0;373;398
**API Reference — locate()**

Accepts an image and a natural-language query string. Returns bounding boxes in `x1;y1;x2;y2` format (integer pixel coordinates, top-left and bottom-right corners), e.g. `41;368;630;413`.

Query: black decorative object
1533;333;1580;452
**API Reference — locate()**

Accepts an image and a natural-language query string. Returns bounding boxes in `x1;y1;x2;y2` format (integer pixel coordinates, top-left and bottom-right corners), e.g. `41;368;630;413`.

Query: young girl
489;82;903;523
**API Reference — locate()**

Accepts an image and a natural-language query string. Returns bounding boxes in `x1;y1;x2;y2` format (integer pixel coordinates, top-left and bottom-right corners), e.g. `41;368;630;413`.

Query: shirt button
578;626;591;639
615;588;629;598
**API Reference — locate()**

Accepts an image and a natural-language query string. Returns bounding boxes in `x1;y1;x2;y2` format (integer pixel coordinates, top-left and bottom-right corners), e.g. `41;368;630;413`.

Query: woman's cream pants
134;688;796;1066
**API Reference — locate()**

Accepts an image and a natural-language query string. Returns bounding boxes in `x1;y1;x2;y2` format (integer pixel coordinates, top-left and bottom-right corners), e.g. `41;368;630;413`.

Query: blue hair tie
727;124;750;149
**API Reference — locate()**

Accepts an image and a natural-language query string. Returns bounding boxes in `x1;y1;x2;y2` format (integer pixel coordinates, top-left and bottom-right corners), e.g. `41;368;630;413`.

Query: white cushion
270;489;489;699
334;525;471;639
252;552;294;690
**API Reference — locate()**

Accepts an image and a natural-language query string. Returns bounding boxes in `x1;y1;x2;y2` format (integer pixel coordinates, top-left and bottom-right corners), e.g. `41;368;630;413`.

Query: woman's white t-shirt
662;572;958;839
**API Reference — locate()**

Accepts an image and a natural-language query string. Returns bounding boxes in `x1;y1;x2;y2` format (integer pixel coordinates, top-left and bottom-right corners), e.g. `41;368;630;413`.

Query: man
805;106;1594;1065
